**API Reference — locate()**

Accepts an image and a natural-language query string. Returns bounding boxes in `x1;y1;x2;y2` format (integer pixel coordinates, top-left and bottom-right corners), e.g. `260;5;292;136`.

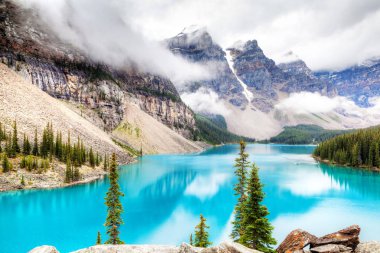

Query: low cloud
181;88;231;116
275;92;380;119
16;0;212;84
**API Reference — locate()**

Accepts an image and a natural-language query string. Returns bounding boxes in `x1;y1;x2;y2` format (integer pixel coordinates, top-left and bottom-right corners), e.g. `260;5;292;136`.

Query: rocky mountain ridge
166;26;380;139
0;0;198;148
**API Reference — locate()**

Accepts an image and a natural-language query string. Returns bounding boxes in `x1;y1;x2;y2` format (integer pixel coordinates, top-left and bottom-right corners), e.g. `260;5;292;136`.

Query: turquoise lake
1;144;380;253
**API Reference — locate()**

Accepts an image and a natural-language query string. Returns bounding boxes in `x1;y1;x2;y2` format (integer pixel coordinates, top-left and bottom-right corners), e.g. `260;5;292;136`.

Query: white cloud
181;88;231;116
117;0;380;71
15;0;213;84
275;92;380;119
185;172;230;200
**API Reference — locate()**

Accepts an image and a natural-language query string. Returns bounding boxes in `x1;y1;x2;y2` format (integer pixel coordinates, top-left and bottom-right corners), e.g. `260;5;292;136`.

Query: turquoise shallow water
1;144;380;253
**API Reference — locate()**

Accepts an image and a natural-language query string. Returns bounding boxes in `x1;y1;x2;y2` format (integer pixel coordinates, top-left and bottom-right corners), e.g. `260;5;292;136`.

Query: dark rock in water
310;244;352;253
276;229;318;253
311;225;360;250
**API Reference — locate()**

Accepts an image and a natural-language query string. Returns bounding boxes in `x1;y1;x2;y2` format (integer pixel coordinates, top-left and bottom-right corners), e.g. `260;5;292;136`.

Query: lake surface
1;144;380;253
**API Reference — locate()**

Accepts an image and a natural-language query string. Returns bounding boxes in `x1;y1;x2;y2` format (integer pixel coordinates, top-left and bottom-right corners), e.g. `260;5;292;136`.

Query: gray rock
28;245;60;253
355;242;380;253
310;244;352;253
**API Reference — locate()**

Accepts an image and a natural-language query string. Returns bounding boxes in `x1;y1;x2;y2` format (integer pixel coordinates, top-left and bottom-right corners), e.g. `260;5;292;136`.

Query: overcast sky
19;0;380;74
124;0;380;71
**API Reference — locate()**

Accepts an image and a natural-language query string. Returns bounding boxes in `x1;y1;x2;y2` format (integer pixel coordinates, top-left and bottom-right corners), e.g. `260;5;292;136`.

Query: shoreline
313;155;380;172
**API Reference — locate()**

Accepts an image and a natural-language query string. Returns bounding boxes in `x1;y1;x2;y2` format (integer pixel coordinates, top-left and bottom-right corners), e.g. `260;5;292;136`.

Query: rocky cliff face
0;0;196;139
228;41;331;112
316;59;380;107
166;27;247;108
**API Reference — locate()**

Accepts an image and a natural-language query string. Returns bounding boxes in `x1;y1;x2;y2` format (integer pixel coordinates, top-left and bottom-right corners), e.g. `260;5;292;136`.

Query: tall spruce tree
240;163;276;252
189;233;193;246
231;140;250;242
11;121;20;157
32;128;39;156
194;214;211;248
65;158;72;183
104;153;124;244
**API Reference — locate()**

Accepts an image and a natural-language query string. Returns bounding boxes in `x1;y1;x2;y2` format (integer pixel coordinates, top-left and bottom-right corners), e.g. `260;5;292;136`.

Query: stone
310;244;352;253
28;245;60;253
276;229;318;253
311;225;360;250
355;242;380;253
28;242;262;253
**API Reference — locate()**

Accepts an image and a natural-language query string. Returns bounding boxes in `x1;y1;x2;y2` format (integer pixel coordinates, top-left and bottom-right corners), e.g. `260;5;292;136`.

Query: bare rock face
276;229;318;253
310;225;361;250
0;0;197;140
28;245;59;253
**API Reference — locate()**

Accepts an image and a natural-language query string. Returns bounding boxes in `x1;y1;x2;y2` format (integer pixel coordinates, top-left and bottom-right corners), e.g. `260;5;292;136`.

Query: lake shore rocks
277;225;361;253
28;242;262;253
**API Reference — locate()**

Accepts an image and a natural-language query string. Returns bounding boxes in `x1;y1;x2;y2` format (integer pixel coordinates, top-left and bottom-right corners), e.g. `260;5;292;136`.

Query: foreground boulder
28;246;59;253
310;225;361;250
276;229;318;253
278;225;361;253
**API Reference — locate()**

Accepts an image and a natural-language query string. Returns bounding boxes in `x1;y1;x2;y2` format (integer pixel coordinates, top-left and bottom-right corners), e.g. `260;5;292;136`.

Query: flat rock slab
277;229;318;253
310;244;352;253
311;225;360;250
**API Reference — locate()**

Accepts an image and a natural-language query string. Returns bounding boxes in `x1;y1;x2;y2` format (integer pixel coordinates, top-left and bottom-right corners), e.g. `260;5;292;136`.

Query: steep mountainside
316;59;380;107
0;0;197;143
166;26;247;108
0;63;128;161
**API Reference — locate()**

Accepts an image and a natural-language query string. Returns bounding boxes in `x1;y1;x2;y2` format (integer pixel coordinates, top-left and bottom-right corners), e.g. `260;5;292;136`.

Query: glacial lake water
1;144;380;253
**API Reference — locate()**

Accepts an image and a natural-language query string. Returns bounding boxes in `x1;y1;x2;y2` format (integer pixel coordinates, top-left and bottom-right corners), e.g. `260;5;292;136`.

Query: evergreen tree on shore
194;214;211;248
10;121;20;157
32;128;39;156
2;154;12;173
96;231;102;245
104;153;124;244
189;233;193;246
240;164;276;252
231;141;250;242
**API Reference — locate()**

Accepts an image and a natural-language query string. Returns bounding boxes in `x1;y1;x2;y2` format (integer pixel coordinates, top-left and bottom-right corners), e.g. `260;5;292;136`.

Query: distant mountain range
166;27;380;139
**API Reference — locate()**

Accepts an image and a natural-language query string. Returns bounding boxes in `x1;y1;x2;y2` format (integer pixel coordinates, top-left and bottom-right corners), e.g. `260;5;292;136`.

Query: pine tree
239;163;276;252
96;231;102;245
21;175;25;186
23;134;31;155
10;121;20;157
104;153;124;244
32;128;39;156
65;158;72;183
189;233;193;246
231;140;250;242
103;154;108;171
89;147;95;168
96;152;100;167
2;154;11;173
194;214;211;248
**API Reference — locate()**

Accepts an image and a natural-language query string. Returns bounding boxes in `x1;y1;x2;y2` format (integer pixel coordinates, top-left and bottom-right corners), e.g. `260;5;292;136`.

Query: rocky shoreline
28;225;380;253
0;155;136;193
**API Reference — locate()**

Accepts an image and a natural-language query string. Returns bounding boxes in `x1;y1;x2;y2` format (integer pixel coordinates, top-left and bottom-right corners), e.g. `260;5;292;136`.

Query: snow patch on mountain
225;49;253;102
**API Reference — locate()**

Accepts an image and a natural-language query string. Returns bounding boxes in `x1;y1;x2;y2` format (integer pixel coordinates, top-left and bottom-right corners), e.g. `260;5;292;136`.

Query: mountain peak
276;51;301;64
